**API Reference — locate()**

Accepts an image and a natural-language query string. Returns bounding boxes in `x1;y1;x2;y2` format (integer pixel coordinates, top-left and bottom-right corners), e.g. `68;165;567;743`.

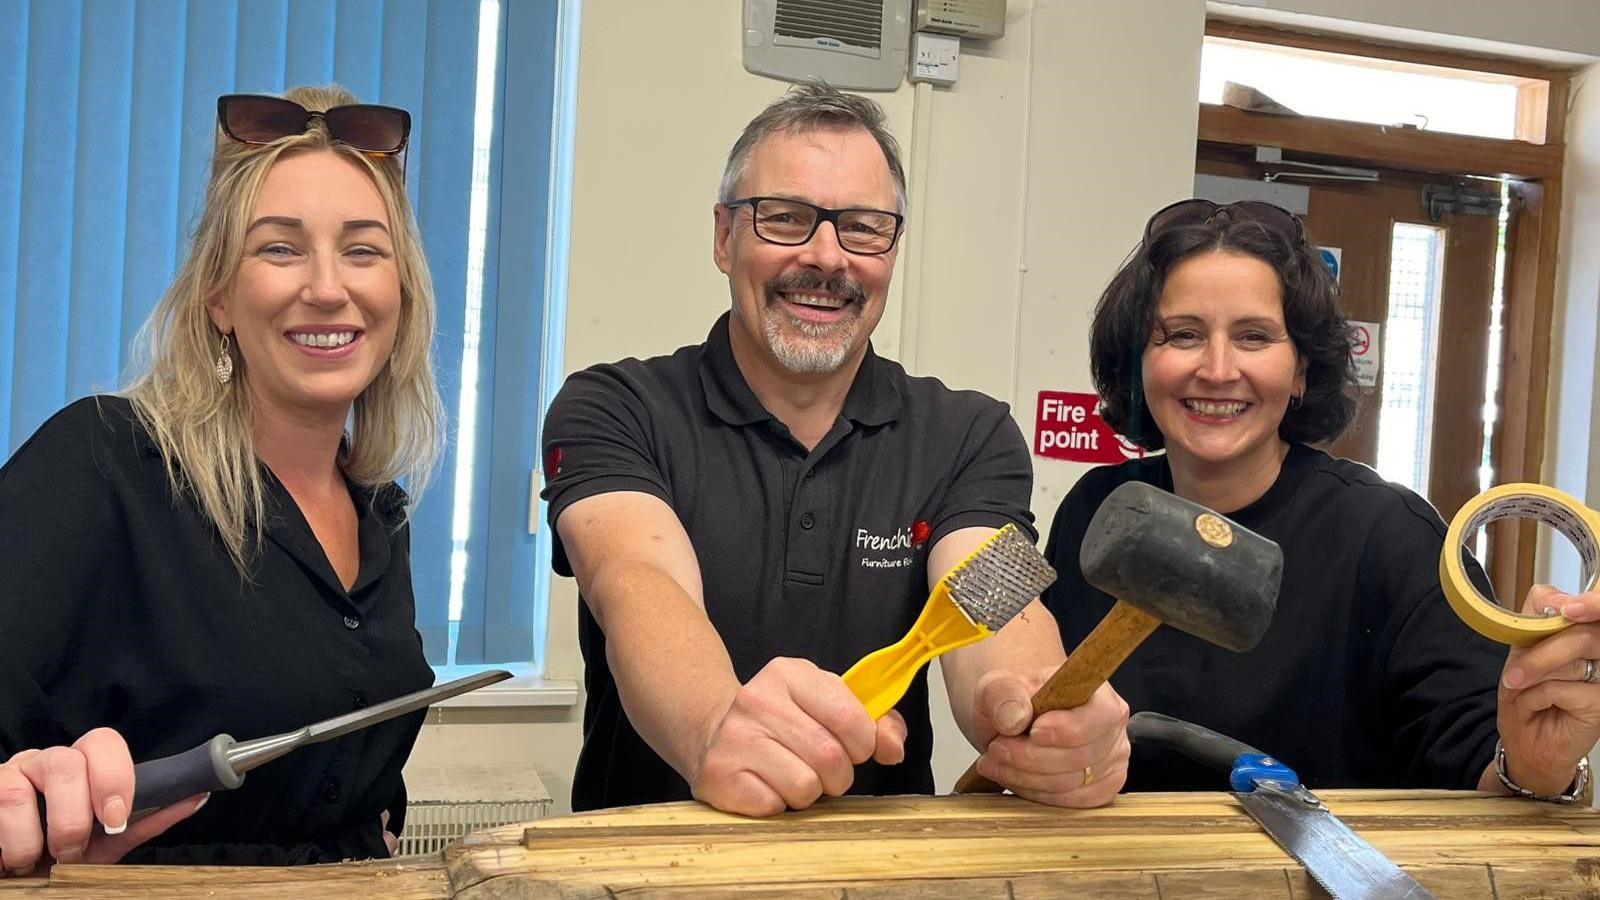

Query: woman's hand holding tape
1495;584;1600;799
1443;483;1600;801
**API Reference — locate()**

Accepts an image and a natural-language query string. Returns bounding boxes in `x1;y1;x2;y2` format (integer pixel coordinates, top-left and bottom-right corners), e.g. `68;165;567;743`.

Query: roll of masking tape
1440;482;1600;646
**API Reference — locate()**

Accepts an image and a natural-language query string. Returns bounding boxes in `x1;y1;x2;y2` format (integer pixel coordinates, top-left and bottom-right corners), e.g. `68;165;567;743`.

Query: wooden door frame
1199;19;1575;600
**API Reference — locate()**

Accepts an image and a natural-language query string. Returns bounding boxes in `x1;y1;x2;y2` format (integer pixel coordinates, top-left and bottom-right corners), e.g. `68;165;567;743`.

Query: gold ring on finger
1082;763;1094;787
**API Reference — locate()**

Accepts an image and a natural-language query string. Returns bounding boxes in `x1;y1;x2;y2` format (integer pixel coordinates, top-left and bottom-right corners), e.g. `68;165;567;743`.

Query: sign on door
1349;320;1381;387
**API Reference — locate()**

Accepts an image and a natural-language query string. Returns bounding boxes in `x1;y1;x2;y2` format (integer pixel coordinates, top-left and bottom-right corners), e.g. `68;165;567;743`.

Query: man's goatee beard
761;272;867;375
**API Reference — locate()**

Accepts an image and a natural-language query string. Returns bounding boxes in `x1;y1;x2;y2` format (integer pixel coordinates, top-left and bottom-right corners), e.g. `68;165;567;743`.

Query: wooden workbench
5;791;1598;897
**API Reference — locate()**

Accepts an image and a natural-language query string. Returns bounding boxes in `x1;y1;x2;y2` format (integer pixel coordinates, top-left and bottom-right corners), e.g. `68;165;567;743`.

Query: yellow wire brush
841;524;1058;719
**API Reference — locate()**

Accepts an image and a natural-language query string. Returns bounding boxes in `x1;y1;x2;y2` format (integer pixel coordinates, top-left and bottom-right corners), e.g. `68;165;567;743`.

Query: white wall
1542;64;1600;591
1014;0;1205;523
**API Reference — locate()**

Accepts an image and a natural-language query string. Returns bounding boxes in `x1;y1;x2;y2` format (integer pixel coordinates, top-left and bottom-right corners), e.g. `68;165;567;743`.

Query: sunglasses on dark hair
216;94;411;156
1144;198;1305;244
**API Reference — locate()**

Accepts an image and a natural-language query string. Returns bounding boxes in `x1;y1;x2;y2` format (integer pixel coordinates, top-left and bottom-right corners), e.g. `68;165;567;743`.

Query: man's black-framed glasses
725;197;904;256
1144;198;1304;245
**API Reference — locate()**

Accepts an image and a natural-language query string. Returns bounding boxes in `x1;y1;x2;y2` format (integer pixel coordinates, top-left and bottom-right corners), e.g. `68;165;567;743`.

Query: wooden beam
1205;19;1577;83
1546;75;1572;148
1198;104;1564;180
13;793;1600;897
1491;178;1564;602
1519;177;1563;590
0;857;451;898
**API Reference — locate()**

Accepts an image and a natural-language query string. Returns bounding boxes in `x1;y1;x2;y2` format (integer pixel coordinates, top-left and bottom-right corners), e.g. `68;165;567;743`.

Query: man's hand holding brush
687;658;909;818
560;492;907;818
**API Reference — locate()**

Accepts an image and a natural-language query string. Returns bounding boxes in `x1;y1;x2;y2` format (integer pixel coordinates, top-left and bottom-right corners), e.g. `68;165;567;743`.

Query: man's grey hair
718;81;908;214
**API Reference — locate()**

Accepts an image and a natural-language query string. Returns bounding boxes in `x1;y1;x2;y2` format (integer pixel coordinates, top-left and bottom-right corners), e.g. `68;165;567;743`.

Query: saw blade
1234;789;1434;900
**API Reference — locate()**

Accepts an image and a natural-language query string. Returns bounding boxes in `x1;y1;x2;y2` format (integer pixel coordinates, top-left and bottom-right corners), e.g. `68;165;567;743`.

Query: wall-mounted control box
914;0;1005;40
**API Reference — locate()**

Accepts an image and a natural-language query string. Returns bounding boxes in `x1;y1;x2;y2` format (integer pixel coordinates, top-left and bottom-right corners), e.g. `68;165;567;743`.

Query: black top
0;396;434;865
542;314;1034;811
1043;443;1504;792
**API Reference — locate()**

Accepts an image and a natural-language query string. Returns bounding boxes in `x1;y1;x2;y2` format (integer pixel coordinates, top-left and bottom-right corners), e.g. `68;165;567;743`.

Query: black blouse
0;396;433;865
1043;443;1504;792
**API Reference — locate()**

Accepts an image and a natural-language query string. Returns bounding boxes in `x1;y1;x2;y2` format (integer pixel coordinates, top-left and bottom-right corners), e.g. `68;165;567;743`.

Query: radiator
397;761;552;856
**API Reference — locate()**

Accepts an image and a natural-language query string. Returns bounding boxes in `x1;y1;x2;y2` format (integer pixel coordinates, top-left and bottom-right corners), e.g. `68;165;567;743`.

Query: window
0;0;576;670
1374;223;1444;493
1200;36;1549;142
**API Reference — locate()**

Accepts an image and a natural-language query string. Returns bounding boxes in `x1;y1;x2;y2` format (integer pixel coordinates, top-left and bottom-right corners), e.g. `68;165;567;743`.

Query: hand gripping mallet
954;481;1282;793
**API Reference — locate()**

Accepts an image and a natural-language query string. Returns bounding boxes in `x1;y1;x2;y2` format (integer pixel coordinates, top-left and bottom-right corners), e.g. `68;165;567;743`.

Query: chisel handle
131;734;243;813
1128;712;1305;794
953;599;1160;794
1126;712;1261;773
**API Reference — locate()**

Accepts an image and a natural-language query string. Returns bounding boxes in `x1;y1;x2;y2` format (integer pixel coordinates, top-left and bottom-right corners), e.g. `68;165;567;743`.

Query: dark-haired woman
1042;199;1600;803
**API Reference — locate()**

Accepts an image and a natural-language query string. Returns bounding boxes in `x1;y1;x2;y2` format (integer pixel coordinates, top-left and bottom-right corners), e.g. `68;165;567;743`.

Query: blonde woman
0;86;442;871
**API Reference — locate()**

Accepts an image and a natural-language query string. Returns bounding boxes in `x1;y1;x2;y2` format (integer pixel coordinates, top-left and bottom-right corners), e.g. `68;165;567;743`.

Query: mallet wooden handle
953;599;1160;794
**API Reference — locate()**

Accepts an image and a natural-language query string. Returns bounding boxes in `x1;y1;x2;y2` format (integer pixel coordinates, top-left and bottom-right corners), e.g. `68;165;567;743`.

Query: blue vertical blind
0;0;565;666
448;0;563;666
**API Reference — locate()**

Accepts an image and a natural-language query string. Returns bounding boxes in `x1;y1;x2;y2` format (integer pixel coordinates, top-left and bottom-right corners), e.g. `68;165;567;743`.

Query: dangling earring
215;333;234;385
1288;393;1303;411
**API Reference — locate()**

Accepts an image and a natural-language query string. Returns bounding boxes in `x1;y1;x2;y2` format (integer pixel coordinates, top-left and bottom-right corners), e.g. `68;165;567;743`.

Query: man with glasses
541;83;1130;815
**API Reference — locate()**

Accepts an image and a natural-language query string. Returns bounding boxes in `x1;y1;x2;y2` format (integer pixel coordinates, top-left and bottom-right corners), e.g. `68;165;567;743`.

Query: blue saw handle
1127;711;1302;791
131;734;244;813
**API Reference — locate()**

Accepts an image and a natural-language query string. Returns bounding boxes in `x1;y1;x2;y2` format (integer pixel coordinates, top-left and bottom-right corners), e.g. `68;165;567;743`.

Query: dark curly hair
1091;209;1358;451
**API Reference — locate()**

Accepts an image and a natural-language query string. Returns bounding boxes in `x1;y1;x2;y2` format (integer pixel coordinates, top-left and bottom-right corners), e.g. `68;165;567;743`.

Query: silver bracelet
1495;737;1590;804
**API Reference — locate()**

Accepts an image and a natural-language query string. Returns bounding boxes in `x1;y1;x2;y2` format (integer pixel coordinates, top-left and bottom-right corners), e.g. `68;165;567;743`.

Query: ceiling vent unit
743;0;911;92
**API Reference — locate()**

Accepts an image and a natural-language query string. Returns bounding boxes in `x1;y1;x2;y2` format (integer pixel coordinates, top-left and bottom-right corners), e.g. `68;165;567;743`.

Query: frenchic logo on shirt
854;519;931;569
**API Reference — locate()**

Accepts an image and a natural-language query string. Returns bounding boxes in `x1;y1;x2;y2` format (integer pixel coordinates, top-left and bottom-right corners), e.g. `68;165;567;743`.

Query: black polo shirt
542;313;1034;811
0;396;434;865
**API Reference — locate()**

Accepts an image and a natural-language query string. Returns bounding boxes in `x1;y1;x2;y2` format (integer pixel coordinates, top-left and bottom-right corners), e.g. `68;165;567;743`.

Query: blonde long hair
123;85;442;575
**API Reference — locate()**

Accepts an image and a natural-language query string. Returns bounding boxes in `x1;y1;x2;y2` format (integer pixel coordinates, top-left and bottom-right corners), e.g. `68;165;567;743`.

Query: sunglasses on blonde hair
216;94;411;157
